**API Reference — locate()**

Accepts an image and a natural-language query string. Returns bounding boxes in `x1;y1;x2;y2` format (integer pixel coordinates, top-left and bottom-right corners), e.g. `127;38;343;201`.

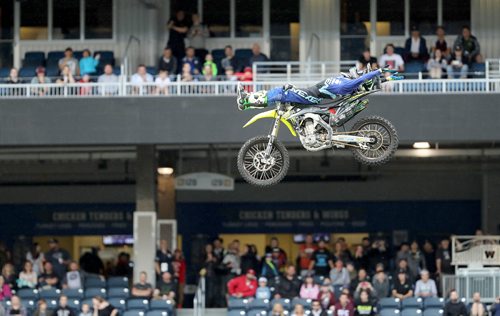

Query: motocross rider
237;67;401;110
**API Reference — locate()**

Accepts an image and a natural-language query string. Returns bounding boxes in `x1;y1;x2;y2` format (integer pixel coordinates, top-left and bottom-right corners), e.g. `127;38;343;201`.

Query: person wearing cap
453;26;480;63
391;270;413;300
404;26;429;62
447;45;469;79
414;269;437;298
45;239;71;281
255;277;271;300
58;47;79;76
227;269;257;299
30;66;51;95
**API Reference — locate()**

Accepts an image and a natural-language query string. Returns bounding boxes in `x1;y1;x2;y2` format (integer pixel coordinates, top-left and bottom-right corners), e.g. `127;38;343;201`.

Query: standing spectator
392;271;413;300
265;237;287;271
248;43;269;68
56;65;76;84
353;245;369;271
414;270;437;298
255;277;271;300
427;49;448;79
240;245;259;276
212;238;228;308
334;241;352;265
182;47;201;75
54;295;75;316
453;26;480;64
490;296;500;316
79;248;104;276
91;297;117;316
172;249;186;308
27;243;45;277
131;271;153;298
309;239;334;277
396;243;411;264
202;245;217;307
78;304;91;316
317;280;336;311
275;264;301;299
408;241;426;281
221;45;238;72
371;270;390;300
62;262;82;290
468;292;487;316
167;10;190;60
38;261;60;289
227;269;257;299
433;26;451;57
447;46;469;79
300;275;320;300
213;238;226;262
423;241;437;277
202;53;218;77
367;240;391;274
330;260;350;289
5;68;22;84
155;70;170;95
356;49;378;71
187;14;209;49
443;290;467;316
297;234;317;277
79;49;100;76
334;293;355;316
0;275;12;300
404;26;429;62
34;299;53;316
155;239;173;278
355;289;376;316
6;296;27;316
156;271;177;300
2;263;16;289
311;300;328;316
18;261;37;289
158;48;178;75
45;239;71;281
58;48;79;76
395;259;413;284
379;44;405;72
436;238;454;279
222;241;241;277
113;252;132;278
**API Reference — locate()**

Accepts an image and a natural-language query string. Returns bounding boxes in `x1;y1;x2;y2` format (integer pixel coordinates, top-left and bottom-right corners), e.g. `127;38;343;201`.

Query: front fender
243;110;297;137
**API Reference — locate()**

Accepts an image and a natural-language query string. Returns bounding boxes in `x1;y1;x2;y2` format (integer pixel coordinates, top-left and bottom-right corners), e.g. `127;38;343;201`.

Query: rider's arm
329;70;382;95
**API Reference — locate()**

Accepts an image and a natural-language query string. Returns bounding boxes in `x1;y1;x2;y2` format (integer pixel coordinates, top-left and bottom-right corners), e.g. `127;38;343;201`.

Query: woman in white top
26;243;45;276
18;261;37;289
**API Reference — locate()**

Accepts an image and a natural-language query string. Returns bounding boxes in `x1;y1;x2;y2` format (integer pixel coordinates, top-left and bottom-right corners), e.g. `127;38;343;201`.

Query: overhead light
413;142;431;149
157;167;174;175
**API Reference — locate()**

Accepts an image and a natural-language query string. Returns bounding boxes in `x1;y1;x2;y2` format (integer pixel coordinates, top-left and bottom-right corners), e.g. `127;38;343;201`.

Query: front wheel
237;136;289;187
350;115;398;166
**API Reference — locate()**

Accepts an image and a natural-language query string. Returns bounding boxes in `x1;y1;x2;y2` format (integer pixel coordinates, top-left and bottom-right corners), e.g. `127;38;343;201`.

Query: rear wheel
237;136;289;187
350;115;398;166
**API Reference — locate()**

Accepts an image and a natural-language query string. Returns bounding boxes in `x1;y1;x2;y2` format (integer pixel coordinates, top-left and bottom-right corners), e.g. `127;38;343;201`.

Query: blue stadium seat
402;297;423;309
394;47;405;56
246;309;268;316
108;298;127;312
423;309;443;316
66;299;81;311
84;288;106;299
95;51;115;66
16;288;40;300
405;61;425;77
291;298;312;309
46;299;59;310
402;308;422;316
228;298;250;311
228;311;247;316
46;65;60;77
0;67;10;78
113;66;121;75
423;298;444;309
81;298;94;309
195;48;208;62
271;298;291;311
248;299;270;311
24;51;45;67
235;49;252;68
39;288;62;300
107;276;129;288
211;49;225;61
73;51;84;60
85;278;107;289
313;275;324;285
149;299;174;312
107;287;130;299
62;288;84;300
19;67;36;78
146;66;157;76
471;62;486;78
380;309;401;316
127;298;150;311
21;299;37;313
379;298;401;310
123;311;146;316
146;311;171;316
47;51;65;67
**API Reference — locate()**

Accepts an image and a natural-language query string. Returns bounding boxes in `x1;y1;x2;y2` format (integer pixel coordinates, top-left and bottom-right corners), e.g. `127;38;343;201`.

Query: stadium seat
423;309;443;316
107;276;129;288
46;299;59;310
380;309;401;316
46;65;60;77
21;299;36;313
108;298;127;312
423;298;444;309
112;66;121;75
402;308;422;316
127;298;150;311
16;288;40;300
107;287;130;299
379;298;401;310
66;299;81;311
228;311;247;316
471;63;486;78
85;278;107;289
394;47;405;56
123;311;146;316
84;288;106;299
291;298;312;309
62;288;84;299
39;288;62;300
248;299;270;311
402;297;423;309
95;51;115;66
81;298;94;309
146;311;170;316
149;299;174;312
0;67;10;78
73;51;84;60
47;51;65;67
146;66;157;76
271;298;291;311
228;298;250;311
211;49;225;61
19;67;36;78
313;275;324;285
246;309;268;316
24;51;45;67
195;48;208;62
235;49;252;68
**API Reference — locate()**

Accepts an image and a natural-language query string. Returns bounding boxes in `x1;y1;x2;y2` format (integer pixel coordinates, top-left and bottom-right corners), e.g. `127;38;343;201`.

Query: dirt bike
237;74;399;187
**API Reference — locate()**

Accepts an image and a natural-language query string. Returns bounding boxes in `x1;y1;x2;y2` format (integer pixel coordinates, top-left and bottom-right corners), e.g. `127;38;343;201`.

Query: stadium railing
193;275;205;316
252;61;357;82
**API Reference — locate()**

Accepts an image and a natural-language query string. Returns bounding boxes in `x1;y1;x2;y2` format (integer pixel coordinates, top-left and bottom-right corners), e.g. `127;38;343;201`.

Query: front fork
265;103;283;157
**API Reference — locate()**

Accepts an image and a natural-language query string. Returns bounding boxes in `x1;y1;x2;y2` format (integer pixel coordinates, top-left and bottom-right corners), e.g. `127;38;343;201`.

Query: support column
481;172;500;234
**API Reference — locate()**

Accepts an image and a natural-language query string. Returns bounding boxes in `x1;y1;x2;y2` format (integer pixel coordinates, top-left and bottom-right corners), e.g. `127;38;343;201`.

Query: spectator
227;269;257;299
392;271;413;299
433;26;451;57
334;293;355;316
317;279;336;311
300;275;320;300
271;303;286;316
181;47;201;75
379;44;405;72
404;26;429;62
31;66;51;95
181;63;194;82
414;269;437;298
292;304;307;316
172;249;186;308
201;64;216;81
78;74;93;96
334;241;352;264
297;234;317;277
309;239;334;277
367;240;391;274
275;264;301;299
240;245;259;276
261;253;279;280
26;245;45;276
443;290;467;316
213;238;227;261
39;261;60;289
356;49;378;71
330;260;350;289
350;268;369;293
34;299;53;316
395;243;411;264
255;277;271;300
45;239;70;281
361;238;371;255
91;296;117;316
427;49;448;79
490;296;500;316
311;299;328;316
408;241;426;280
167;10;190;60
236;66;253;82
355;289;376;316
221;45;238;72
468;292;487;316
187;13;209;49
54;295;75;316
2;263;16;289
447;46;469;79
422;241;436;277
79;247;104;276
353;245;369;271
0;275;12;300
155;70;170;95
453;26;480;64
78;304;91;316
131;64;154;85
265;237;287;271
222;241;241;277
395;259;412;284
248;43;269;68
212;238;228;308
436;238;454;278
158;48;178;75
156;271;177;300
79;49;100;76
371;270;389;300
5;68;22;84
18;261;37;289
155;239;173;278
6;296;27;316
131;271;153;298
202;245;217;307
223;67;238;81
202;53;218;77
346;262;357;282
58;47;79;76
56;65;76;84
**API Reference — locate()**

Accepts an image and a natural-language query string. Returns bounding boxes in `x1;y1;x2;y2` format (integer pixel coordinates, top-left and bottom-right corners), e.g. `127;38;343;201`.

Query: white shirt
411;38;421;54
131;73;154;84
155;76;171;87
379;53;405;70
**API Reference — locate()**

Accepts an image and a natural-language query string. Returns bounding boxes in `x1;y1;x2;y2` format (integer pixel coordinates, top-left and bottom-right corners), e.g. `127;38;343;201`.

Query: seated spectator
181;63;194;82
355;289;376;316
427;49;447;79
187;13;209;49
490;296;500;316
404;26;429;62
0;275;12;300
159;48;178;75
34;299;53;316
271;303;286;316
78;75;93;96
468;292;487;316
132;271;153;298
447;45;469;79
330;259;350;289
391;271;413;300
334;293;355;316
309;239;334;278
7;295;27;316
236;66;253;82
432;26;450;57
356;49;378;71
156;271;177;300
155;70;171;95
39;261;59;289
61;262;81;290
453;26;480;64
203;53;218;77
311;299;328;316
414;269;437;298
54;295;75;316
443;290;467;316
221;45;238;72
227;269;257;299
56;65;76;84
353;278;376;300
131;64;154;84
97;64;119;95
292;304;307;316
58;47;79;76
275;264;301;299
350;268;369;293
200;64;216;81
394;258;412;284
300;275;320;300
240;245;259;276
79;49;100;76
371;270;389;300
91;297;117;316
379;44;405;72
261;253;279;280
255;277;271;300
317;279;336;311
346;262;357;282
223;67;238;81
265;237;287;272
249;43;269;68
18;261;38;289
78;304;91;316
5;68;22;84
31;66;51;86
182;47;200;75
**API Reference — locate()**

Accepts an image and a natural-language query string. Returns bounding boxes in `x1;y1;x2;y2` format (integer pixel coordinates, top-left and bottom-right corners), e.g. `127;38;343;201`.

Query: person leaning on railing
31;67;51;96
97;64;119;96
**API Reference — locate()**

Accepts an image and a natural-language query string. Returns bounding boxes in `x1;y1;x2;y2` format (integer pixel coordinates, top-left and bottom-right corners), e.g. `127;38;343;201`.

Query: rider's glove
283;83;295;91
386;75;404;81
379;67;399;74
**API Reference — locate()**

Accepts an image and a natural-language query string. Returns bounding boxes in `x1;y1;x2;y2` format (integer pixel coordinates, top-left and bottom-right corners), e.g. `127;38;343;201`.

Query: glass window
410;0;437;35
85;0;113;39
443;0;471;34
170;0;197;14
0;0;14;67
377;0;404;35
270;0;299;60
20;0;48;40
236;0;263;37
204;0;230;37
53;0;80;39
340;0;370;60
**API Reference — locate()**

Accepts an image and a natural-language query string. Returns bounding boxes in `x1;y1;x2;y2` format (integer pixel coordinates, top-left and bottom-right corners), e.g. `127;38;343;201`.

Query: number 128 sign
175;172;235;191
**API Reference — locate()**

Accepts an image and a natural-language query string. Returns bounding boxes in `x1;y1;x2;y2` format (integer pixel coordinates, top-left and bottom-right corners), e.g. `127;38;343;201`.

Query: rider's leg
237;84;268;110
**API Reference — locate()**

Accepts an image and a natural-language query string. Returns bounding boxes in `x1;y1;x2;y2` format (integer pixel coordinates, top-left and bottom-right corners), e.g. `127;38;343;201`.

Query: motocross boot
237;83;268;111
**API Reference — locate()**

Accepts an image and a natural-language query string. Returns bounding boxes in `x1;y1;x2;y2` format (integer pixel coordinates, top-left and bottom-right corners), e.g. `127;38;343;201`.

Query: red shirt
299;243;318;269
227;275;257;298
173;259;186;284
334;301;355;316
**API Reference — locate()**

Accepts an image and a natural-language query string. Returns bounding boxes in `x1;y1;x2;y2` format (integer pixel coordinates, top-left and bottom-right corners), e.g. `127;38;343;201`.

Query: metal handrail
193;276;205;316
121;35;141;78
306;33;320;62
